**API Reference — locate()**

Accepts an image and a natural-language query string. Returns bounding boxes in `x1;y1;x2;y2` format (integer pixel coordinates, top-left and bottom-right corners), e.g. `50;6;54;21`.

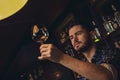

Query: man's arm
59;54;116;80
39;44;115;80
101;63;118;80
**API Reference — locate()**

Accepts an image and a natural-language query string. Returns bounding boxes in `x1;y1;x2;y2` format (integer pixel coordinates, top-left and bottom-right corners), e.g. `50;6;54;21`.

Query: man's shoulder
93;46;119;64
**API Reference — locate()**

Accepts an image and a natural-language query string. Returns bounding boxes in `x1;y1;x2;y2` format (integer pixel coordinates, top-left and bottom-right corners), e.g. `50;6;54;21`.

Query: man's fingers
38;56;43;60
40;48;48;53
38;54;51;60
40;44;49;49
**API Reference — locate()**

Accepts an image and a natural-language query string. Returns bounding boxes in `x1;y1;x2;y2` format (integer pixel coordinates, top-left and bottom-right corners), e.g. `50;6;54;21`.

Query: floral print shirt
74;47;120;80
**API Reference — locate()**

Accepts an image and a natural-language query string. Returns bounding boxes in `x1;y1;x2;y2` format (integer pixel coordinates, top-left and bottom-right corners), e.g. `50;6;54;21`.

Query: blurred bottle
92;21;101;42
65;44;75;57
111;5;120;26
102;16;115;35
112;17;119;30
107;16;115;31
114;41;120;49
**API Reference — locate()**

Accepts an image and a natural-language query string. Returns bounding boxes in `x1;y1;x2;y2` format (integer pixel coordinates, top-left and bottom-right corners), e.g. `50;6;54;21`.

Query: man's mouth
74;42;81;47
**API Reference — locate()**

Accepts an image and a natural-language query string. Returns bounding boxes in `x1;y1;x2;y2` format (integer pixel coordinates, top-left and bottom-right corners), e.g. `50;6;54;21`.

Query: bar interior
0;0;120;80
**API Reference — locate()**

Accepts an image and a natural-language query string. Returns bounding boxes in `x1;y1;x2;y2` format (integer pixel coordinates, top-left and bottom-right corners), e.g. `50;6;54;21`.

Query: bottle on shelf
60;31;68;44
114;41;120;49
107;16;115;31
112;17;119;30
65;44;75;57
102;16;115;35
92;21;101;43
111;4;120;26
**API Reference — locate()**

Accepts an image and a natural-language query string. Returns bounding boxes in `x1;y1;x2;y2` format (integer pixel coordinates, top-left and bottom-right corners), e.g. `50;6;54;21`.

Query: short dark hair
67;20;93;32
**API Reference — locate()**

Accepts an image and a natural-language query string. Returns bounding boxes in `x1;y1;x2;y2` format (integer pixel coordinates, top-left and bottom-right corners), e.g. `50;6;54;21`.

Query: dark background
0;0;83;79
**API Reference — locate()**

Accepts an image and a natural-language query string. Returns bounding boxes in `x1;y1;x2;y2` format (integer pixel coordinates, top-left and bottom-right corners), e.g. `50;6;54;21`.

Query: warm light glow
0;0;28;20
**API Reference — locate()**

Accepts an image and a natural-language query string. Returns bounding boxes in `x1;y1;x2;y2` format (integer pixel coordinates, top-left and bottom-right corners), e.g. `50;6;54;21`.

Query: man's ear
90;31;95;40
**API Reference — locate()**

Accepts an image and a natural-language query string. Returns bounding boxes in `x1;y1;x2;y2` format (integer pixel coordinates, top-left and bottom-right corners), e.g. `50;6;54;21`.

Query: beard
76;35;93;53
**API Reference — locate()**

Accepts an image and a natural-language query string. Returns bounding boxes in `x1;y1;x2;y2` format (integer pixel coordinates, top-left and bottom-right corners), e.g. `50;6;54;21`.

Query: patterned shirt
74;47;120;80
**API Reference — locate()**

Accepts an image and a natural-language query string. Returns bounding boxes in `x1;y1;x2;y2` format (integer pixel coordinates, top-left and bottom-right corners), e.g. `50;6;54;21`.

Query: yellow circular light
0;0;28;20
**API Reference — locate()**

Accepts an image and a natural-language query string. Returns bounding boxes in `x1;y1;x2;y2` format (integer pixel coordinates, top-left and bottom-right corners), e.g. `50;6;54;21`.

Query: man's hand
38;44;64;63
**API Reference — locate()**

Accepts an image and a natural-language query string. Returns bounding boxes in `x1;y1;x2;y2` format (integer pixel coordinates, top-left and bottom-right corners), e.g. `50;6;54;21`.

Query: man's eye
69;36;73;40
76;31;81;35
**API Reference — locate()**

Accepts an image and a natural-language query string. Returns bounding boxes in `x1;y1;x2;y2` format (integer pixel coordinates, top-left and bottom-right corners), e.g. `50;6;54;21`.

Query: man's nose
73;35;78;42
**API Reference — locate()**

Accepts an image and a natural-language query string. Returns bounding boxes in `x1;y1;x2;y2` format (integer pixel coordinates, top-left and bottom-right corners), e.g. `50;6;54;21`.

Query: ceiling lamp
0;0;28;21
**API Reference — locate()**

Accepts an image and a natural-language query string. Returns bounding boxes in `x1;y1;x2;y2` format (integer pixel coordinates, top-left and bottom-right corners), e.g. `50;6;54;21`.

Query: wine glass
30;24;49;80
32;24;49;44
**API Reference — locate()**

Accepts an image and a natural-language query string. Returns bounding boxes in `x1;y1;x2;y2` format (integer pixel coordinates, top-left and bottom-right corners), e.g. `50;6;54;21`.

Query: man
39;21;119;80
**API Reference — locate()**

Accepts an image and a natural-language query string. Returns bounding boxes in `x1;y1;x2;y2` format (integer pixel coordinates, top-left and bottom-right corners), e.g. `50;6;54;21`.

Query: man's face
69;25;92;52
